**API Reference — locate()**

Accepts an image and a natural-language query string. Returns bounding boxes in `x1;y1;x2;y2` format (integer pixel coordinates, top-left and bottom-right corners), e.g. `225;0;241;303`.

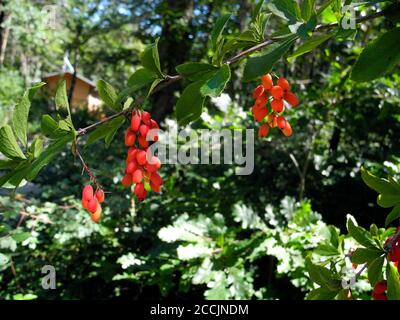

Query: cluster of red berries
81;184;104;223
121;110;163;201
251;73;299;138
372;280;388;300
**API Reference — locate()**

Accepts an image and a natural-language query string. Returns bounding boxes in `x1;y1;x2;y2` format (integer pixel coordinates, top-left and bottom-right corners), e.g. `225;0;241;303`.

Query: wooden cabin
43;71;102;111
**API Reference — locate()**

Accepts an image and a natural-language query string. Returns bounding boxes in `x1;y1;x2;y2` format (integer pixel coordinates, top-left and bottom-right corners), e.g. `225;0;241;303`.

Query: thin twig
75;147;102;190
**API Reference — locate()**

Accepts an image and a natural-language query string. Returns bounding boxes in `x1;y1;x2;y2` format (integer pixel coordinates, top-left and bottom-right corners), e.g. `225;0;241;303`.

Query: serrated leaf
301;0;315;21
243;36;297;81
386;262;400;300
347;216;376;248
351;248;382;264
200;64;231;97
97;80;120;111
351;27;400;82
211;14;231;50
287;33;333;61
40;115;69;139
140;38;162;77
127;68;158;90
386;206;400;226
361;167;399;195
175;81;205;126
27;134;73;181
176;63;218;81
86;116;125;146
306;287;338;300
0;125;26;159
377;194;400;208
55;80;70;113
12;82;45;147
305;258;341;291
368;256;384;287
268;0;301;23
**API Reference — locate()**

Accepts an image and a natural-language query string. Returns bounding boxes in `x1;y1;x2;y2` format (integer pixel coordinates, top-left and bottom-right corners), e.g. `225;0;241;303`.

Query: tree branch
76;8;388;137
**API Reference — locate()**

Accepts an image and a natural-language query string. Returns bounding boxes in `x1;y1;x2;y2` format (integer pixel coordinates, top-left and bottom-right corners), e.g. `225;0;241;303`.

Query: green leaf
387;262;400;300
140;38;162;77
252;0;265;20
0;125;26;159
127;68;158;90
317;0;336;15
87;116;125;146
0;159;19;170
146;78;163;97
368;256;384;287
27;134;73;181
11;231;31;242
314;243;340;256
97;80;120;111
12;82;45;147
351;248;383;264
346;216;376;248
55;80;70;114
200;64;231;98
386;206;400;226
175;81;205;126
29;138;43;159
243;36;297;81
306;287;338;300
301;0;315;21
268;0;301;23
361;167;399;195
211;14;231;50
41;115;69;139
351;27;400;82
377;194;400;208
287;33;333;61
305;257;341;291
104;117;126;147
176;63;218;81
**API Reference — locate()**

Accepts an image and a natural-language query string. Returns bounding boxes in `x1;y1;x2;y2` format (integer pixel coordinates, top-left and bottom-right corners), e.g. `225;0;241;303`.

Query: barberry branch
76;8;388;137
75;147;102;190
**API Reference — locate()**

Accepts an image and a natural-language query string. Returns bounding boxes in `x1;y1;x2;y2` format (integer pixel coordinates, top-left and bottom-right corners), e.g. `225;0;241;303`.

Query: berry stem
76;147;102;190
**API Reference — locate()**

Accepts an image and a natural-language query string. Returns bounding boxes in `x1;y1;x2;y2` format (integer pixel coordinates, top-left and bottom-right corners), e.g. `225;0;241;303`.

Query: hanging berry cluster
121;110;163;201
81;184;105;223
251;73;299;138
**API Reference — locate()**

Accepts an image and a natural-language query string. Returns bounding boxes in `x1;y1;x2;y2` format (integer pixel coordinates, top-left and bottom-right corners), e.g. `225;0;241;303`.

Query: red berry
139;124;150;137
150;172;163;186
261;74;273;90
122;174;132;187
252;104;268;122
150;181;161;193
284;91;299;107
372;292;388;300
82;198;89;209
271;86;284;100
82;185;94;201
277;77;290;92
389;243;400;262
88;197;99;214
125;130;136;147
132;169;143;184
141;111;151;126
146;156;161;173
126;161;137;174
131;113;141;131
150;119;159;129
373;280;387;295
281;121;293;137
138;135;149;148
276;116;287;130
255;92;268;107
91;204;102;223
268;114;278;128
253;85;264;100
271;99;284;113
136;150;148;166
95;189;105;203
134;183;147;201
258;124;269;138
126;148;138;162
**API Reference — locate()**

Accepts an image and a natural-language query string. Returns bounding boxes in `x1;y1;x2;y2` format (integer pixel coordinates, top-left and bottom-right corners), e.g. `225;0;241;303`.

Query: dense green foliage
0;0;400;300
